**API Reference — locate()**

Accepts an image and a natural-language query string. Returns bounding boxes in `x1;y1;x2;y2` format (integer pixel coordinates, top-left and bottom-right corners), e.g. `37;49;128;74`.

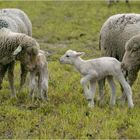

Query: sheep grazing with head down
99;13;140;101
0;28;39;96
100;13;140;86
121;34;140;83
0;8;32;95
60;50;134;108
27;50;48;100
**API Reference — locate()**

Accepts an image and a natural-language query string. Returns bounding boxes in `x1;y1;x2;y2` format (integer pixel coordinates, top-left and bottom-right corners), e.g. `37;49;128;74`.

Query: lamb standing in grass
27;50;48;100
60;50;134;108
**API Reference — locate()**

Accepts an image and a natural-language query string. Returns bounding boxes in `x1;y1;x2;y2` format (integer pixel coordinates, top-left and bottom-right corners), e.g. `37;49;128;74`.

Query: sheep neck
73;57;85;73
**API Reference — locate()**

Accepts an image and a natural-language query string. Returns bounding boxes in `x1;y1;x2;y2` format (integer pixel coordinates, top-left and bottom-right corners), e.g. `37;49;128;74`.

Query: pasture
0;1;140;139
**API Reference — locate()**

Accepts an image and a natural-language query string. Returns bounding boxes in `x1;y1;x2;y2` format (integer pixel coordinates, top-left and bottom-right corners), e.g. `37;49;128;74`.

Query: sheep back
0;8;32;36
99;14;140;61
0;28;39;64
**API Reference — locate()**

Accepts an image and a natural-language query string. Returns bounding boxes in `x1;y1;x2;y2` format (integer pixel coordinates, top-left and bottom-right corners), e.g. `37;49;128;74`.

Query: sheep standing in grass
99;13;140;101
0;28;39;96
99;13;140;86
27;50;48;100
0;8;32;95
60;50;134;108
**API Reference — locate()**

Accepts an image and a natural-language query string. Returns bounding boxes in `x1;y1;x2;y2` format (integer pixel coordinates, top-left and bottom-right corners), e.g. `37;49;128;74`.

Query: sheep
121;34;140;84
99;13;140;100
27;50;48;100
0;28;40;96
60;50;134;108
0;8;32;35
0;8;32;96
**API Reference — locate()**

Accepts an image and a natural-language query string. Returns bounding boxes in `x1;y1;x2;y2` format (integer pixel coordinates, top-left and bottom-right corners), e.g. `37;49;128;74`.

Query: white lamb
60;50;134;108
27;50;48;100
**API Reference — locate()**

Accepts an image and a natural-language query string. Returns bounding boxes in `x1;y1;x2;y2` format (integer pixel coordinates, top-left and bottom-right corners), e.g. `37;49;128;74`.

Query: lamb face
60;50;85;65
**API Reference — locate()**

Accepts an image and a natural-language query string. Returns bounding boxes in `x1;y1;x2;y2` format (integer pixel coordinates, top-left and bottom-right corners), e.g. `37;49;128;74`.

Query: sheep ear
76;52;85;57
27;47;38;55
13;45;22;55
32;47;38;55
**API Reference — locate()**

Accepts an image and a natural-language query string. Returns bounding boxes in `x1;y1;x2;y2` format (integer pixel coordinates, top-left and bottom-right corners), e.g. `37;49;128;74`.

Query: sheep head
60;50;85;65
14;43;39;71
122;41;140;71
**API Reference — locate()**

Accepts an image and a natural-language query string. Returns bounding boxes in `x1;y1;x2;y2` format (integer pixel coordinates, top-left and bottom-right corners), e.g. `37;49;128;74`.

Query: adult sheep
99;13;140;86
0;8;32;35
0;28;39;96
0;8;32;94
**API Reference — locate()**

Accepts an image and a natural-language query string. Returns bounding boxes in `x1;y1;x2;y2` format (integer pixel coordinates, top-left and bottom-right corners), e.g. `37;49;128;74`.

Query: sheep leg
98;79;105;105
107;76;116;106
8;62;16;97
115;73;134;108
43;89;48;100
80;74;96;107
88;80;96;108
118;84;126;105
119;68;139;104
127;68;139;86
38;74;45;100
40;75;48;100
19;63;28;93
29;73;36;100
38;87;45;101
42;85;48;101
80;75;93;99
0;64;9;89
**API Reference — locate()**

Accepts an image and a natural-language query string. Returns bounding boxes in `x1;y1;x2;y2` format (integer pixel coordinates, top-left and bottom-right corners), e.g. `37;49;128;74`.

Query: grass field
0;1;140;139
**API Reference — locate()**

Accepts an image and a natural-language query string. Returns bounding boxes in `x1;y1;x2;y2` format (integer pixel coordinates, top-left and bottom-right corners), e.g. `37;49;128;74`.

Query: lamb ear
13;45;22;55
76;52;85;57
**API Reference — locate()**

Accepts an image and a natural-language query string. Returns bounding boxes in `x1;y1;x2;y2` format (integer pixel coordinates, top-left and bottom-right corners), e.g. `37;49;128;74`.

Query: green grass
0;1;140;139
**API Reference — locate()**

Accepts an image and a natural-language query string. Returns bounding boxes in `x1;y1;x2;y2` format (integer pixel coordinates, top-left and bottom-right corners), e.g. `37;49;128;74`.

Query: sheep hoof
45;97;50;102
11;94;17;99
99;101;104;107
109;101;116;106
88;101;94;108
129;103;134;109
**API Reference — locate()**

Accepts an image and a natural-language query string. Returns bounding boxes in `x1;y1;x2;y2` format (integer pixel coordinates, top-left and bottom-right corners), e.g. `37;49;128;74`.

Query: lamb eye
66;55;69;57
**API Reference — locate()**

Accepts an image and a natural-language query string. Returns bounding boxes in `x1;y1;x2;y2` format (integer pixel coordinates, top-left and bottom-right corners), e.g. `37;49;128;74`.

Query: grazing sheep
27;50;48;100
121;34;140;84
99;13;140;100
0;8;32;95
60;50;134;108
0;28;39;96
